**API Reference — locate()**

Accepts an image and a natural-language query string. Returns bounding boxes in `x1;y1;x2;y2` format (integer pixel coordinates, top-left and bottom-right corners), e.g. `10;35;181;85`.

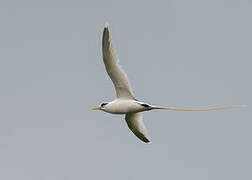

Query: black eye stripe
101;103;108;107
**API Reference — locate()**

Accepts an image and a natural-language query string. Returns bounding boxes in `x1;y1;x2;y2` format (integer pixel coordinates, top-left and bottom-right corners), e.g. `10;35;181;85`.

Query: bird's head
91;102;108;111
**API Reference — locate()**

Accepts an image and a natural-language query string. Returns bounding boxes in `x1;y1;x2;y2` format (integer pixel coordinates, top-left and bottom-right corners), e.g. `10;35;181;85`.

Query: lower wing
125;112;151;143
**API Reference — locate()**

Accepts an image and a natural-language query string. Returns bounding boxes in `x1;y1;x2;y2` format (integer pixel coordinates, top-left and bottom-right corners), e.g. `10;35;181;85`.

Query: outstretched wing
125;113;151;143
102;24;135;99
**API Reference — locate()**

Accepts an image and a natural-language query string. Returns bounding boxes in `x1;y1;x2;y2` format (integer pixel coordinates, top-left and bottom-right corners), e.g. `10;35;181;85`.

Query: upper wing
102;24;135;99
125;112;151;143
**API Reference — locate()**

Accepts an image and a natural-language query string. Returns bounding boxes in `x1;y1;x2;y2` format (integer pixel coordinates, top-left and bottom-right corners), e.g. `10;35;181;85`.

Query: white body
92;24;240;143
102;99;147;114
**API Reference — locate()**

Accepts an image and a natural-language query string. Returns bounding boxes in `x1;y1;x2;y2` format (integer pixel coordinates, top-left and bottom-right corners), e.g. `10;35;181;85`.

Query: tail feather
151;105;245;111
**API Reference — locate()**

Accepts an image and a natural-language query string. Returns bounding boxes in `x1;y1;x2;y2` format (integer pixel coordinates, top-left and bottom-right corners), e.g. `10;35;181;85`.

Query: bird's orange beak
91;106;101;110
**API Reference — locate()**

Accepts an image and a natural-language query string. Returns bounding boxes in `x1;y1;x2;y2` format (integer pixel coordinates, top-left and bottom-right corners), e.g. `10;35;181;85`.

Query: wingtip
143;137;152;144
146;140;152;144
104;22;109;29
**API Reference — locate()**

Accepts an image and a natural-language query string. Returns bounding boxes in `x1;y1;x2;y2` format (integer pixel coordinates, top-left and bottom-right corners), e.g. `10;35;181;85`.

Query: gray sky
0;0;251;179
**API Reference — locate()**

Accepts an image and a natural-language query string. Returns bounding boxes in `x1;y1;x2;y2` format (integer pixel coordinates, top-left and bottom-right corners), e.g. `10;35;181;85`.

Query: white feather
102;25;135;99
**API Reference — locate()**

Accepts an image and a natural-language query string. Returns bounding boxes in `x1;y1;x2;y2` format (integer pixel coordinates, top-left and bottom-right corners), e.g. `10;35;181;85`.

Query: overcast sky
0;0;251;180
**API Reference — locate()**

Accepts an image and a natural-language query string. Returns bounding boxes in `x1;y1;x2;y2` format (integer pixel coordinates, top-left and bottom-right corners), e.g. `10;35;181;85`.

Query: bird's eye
101;103;108;107
141;104;150;108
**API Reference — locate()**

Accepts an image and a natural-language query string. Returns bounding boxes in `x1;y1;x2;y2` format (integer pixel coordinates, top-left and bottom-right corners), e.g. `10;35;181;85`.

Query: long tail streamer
151;105;245;111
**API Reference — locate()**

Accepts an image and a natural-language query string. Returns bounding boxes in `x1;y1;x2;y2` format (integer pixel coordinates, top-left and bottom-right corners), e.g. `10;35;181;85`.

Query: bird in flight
92;24;242;143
